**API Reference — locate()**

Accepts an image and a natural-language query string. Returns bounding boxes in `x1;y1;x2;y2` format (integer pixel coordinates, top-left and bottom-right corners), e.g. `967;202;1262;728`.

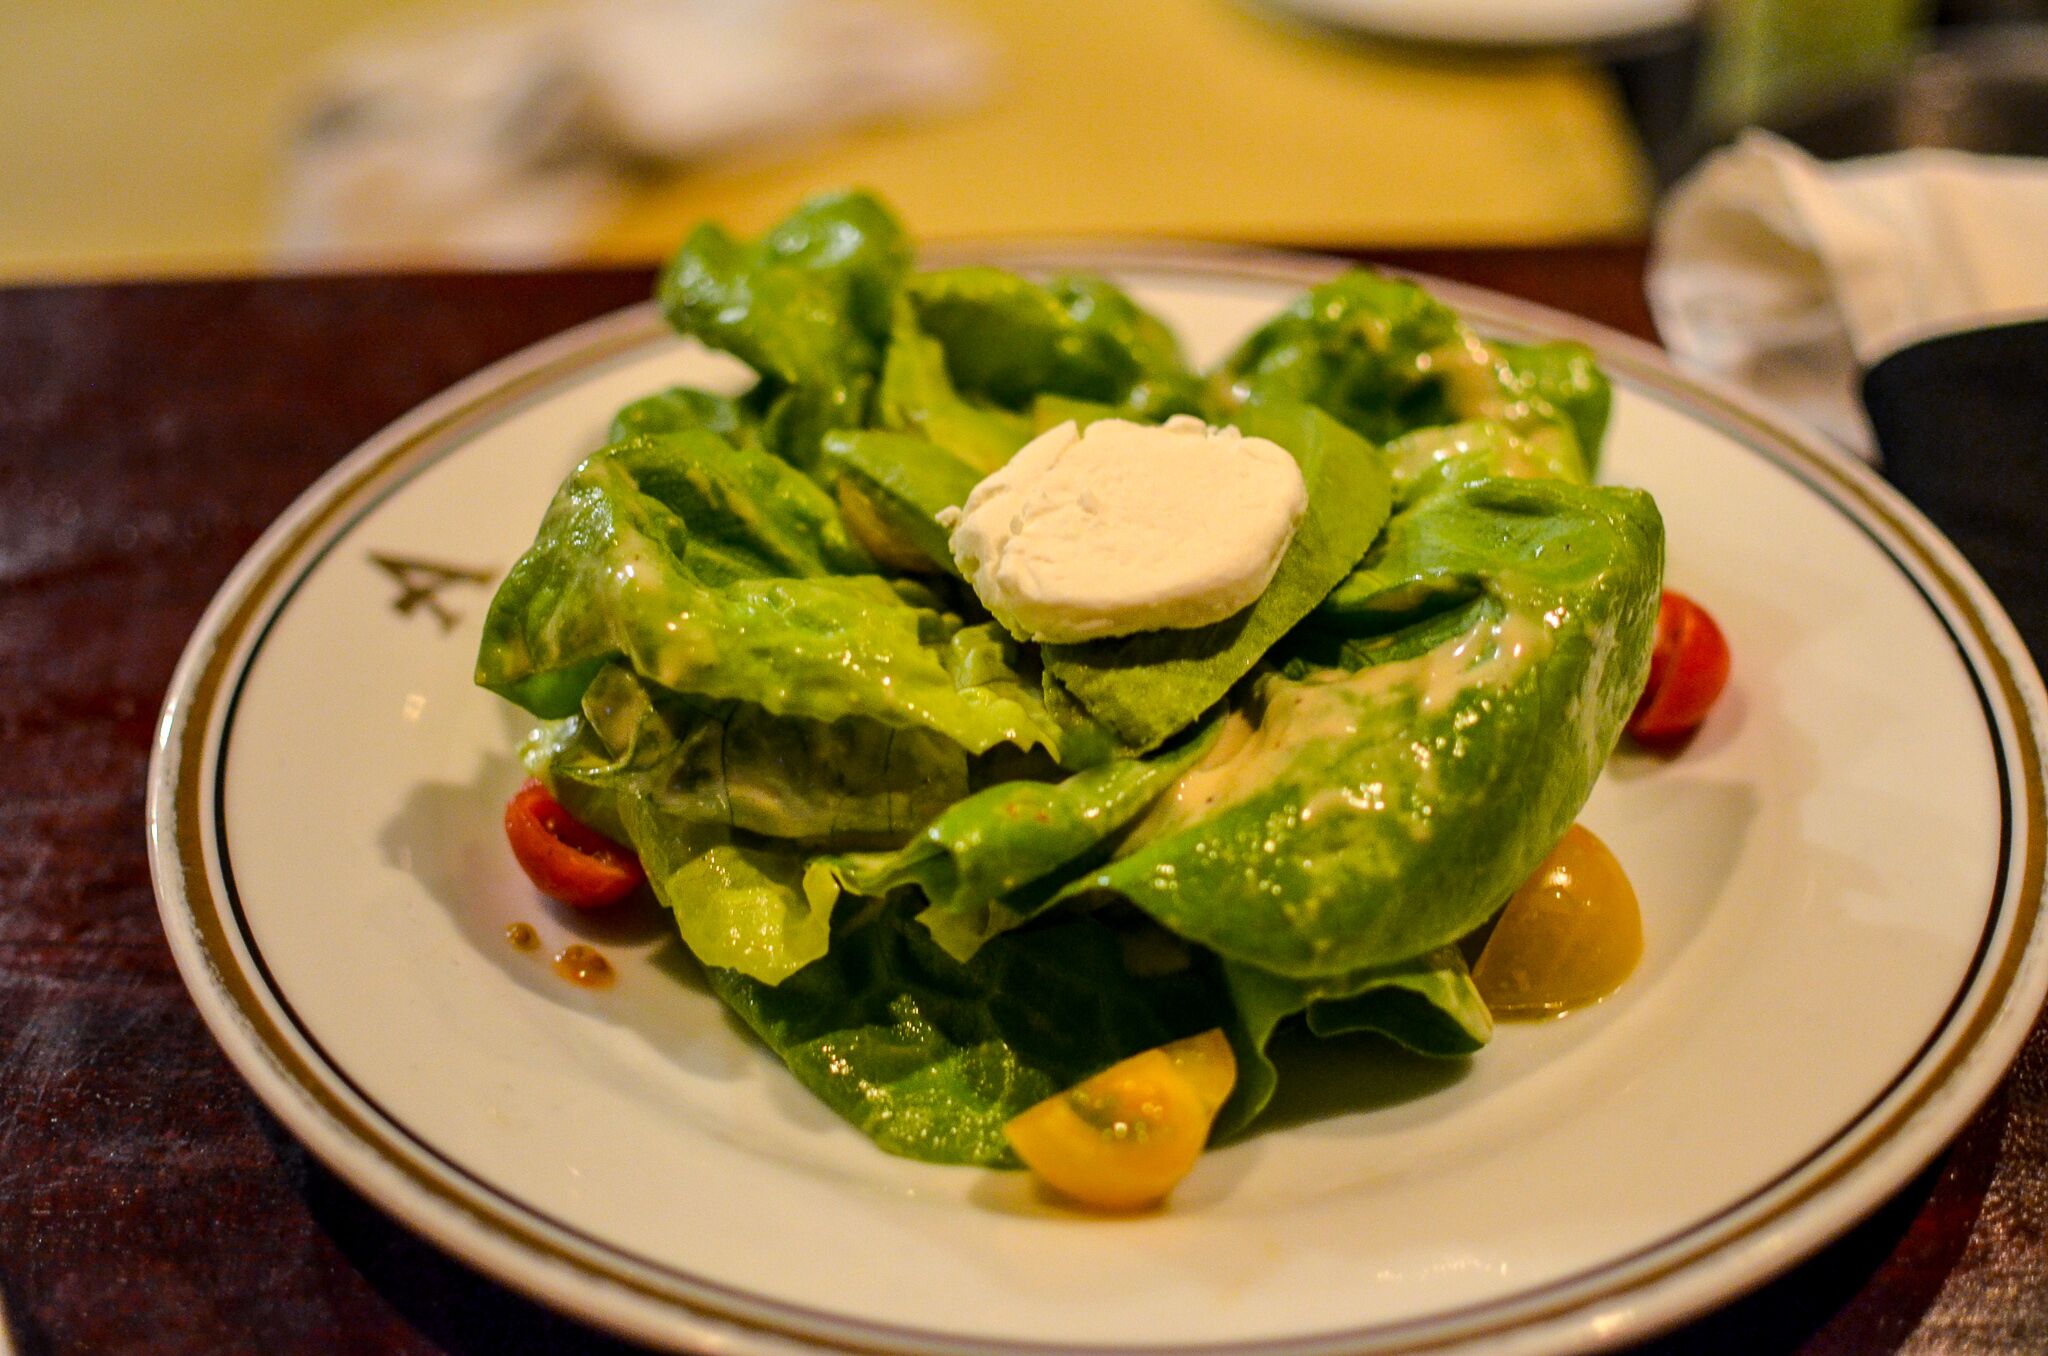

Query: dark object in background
1943;0;2048;22
1768;25;2048;158
1617;12;2048;181
1611;25;1705;184
1863;319;2048;670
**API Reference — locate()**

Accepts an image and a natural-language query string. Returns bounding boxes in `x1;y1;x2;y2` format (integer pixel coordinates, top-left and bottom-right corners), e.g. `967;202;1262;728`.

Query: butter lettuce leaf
527;665;965;983
1381;418;1588;505
818;429;983;576
477;432;1076;758
654;837;825;986
1043;275;1207;419
609;386;752;445
808;722;1218;962
1056;476;1663;978
1038;399;1390;750
658;189;908;391
1029;393;1130;433
1312;462;1644;638
657;190;912;467
1215;271;1466;442
1310;408;1608;635
907;268;1203;418
1216;270;1608;476
875;268;1203;473
1493;339;1612;476
542;663;969;845
1217;948;1491;1136
878;293;1036;474
705;900;1234;1165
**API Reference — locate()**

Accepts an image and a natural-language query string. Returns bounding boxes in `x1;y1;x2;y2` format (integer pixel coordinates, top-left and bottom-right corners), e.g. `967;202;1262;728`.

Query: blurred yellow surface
1;0;433;280
0;0;1651;281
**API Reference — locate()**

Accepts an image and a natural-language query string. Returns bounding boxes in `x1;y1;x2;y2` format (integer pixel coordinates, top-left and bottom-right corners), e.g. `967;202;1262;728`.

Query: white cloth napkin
1648;130;2048;458
277;0;985;268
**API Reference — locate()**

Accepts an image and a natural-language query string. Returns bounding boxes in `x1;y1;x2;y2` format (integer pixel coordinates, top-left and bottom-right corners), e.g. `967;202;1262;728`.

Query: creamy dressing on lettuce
1132;609;1553;847
1385;424;1551;487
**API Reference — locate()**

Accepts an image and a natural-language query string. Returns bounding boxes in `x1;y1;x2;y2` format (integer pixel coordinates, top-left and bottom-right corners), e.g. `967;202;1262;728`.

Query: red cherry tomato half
504;780;644;908
1627;590;1731;743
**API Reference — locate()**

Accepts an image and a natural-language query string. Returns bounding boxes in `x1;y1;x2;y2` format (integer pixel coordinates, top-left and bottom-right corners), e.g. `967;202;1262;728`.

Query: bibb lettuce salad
475;191;1667;1198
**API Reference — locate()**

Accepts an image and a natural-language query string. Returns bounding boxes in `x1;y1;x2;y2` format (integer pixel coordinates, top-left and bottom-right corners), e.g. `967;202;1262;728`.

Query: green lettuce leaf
1312;453;1640;639
1214;270;1608;475
655;838;826;986
706;900;1235;1165
874;268;1203;473
1038;399;1391;750
906;268;1202;417
1214;271;1467;442
657;190;912;467
527;663;971;982
1493;339;1612;475
1308;406;1605;637
1381;418;1587;505
1217;948;1491;1135
817;429;983;576
477;432;1077;758
1055;476;1663;978
1044;275;1206;419
1030;393;1131;432
808;721;1218;962
658;189;909;390
608;386;751;445
546;663;969;844
877;293;1036;474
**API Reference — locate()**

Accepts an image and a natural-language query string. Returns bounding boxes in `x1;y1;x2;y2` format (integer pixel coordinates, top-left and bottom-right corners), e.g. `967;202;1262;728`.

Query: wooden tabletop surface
2;246;2043;1355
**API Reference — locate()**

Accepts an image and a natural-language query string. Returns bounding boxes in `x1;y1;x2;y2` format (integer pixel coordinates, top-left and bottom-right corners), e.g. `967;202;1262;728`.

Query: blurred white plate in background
1263;0;1697;46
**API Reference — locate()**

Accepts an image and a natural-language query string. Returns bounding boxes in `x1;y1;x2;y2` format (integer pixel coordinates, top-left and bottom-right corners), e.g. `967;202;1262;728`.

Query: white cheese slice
938;415;1308;644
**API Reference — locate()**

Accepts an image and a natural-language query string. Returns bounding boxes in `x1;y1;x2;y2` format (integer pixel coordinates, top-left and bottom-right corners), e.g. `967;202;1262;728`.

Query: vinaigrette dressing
553;944;615;988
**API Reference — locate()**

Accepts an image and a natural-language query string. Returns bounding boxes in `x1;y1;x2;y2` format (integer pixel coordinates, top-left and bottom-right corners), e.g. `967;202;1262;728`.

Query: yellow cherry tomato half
1473;823;1642;1018
1003;1029;1236;1211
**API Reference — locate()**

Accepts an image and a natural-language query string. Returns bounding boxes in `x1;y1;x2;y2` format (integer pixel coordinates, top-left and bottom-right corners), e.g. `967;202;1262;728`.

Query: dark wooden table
2;247;2043;1355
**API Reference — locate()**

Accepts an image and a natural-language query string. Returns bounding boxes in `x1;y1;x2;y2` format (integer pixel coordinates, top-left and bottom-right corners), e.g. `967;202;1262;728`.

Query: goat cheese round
939;415;1308;644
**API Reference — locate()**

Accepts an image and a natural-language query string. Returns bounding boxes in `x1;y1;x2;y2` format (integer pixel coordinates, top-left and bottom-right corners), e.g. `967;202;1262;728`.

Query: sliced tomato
1003;1030;1237;1211
504;780;643;908
1473;823;1642;1017
1627;590;1731;743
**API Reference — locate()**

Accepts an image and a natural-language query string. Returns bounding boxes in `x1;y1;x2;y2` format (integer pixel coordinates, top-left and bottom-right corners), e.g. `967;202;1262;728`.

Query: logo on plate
368;552;494;632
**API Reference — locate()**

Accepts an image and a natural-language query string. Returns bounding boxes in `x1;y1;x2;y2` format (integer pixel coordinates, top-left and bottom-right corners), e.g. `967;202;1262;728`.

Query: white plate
148;246;2048;1355
1257;0;1696;47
